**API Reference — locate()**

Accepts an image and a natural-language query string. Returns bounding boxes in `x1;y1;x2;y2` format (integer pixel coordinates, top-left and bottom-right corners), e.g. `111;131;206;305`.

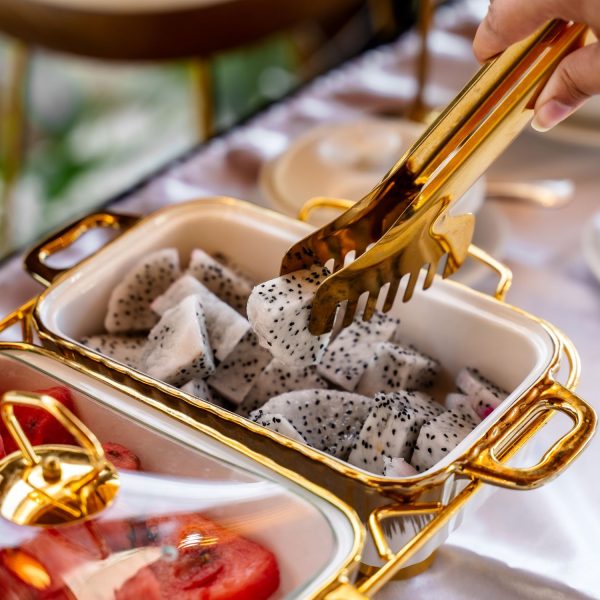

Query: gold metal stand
407;0;434;123
190;58;215;140
1;43;29;256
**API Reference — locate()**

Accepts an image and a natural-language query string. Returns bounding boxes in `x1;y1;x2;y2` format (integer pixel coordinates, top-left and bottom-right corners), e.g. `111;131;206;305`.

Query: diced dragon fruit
317;311;399;391
251;389;372;459
237;360;329;416
456;367;508;419
356;341;440;396
411;409;478;473
105;248;181;333
207;330;272;405
80;333;147;369
187;248;254;315
141;295;215;385
347;391;442;474
151;274;249;361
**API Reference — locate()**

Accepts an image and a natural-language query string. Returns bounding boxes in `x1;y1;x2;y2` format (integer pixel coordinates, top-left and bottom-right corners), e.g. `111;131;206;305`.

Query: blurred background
0;0;423;259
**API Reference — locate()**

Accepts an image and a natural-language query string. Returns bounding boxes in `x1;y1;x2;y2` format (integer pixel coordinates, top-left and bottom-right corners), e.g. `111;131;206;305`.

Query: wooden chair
0;0;372;251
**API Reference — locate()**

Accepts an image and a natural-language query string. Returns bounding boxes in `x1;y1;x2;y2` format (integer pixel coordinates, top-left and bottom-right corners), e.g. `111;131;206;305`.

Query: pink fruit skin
479;406;494;420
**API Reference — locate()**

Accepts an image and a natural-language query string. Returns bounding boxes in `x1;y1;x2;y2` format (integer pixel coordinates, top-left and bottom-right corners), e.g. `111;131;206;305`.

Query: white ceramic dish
26;199;594;570
260;119;486;221
0;345;361;599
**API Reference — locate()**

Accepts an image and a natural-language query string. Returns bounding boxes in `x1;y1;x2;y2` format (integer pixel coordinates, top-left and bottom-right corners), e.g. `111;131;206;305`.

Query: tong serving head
281;20;589;336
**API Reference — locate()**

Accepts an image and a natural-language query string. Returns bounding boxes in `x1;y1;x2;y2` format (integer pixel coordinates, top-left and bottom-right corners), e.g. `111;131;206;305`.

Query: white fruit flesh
141;295;215;385
80;333;147;369
105;248;181;333
247;265;332;367
238;359;329;416
250;412;308;444
188;248;253;315
253;389;372;459
151;274;249;361
208;330;272;405
356;341;439;396
318;311;398;391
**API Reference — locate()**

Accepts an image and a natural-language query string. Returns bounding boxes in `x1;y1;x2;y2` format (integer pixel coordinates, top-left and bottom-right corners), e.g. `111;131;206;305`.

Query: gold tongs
281;20;589;335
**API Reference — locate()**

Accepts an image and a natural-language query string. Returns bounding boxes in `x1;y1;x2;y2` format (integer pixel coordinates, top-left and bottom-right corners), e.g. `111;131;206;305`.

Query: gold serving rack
281;20;590;335
1;193;594;597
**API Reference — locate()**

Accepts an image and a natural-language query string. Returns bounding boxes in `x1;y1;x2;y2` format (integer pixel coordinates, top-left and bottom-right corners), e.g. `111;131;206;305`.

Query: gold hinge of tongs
281;20;589;335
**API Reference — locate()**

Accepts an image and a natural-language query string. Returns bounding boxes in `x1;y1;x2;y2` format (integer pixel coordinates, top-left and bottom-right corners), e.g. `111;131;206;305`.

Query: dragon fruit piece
383;456;418;477
151;274;249;361
456;367;508;418
356;342;440;396
317;310;399;391
180;379;231;409
376;390;444;420
207;330;272;405
411;409;478;473
237;359;329;416
252;389;372;459
480;405;494;419
187;248;253;315
247;265;332;367
445;392;482;424
80;333;147;369
347;391;440;474
180;378;213;402
105;248;181;333
348;399;419;474
212;251;255;281
250;411;308;444
141;295;215;386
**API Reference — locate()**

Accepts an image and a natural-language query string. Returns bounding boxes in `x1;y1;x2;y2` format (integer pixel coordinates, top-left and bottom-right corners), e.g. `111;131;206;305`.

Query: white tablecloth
1;1;599;597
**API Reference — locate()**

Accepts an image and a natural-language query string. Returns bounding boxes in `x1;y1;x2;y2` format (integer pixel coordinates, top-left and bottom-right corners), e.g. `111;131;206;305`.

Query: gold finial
0;391;120;527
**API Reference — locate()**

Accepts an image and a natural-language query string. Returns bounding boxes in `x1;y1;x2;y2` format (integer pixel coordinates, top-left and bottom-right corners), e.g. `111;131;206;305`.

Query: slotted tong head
280;20;589;335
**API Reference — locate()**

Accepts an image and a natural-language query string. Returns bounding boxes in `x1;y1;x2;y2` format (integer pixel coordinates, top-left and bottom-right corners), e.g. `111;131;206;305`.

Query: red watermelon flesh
1;514;279;600
148;514;280;600
0;387;76;455
102;442;141;471
0;562;39;600
116;567;162;600
1;528;96;596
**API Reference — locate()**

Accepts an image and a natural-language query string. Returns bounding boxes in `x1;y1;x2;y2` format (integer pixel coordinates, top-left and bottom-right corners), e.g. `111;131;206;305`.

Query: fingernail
531;100;574;132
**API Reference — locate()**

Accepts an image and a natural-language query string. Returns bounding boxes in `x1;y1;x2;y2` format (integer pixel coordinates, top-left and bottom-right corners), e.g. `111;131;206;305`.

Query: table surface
1;1;599;598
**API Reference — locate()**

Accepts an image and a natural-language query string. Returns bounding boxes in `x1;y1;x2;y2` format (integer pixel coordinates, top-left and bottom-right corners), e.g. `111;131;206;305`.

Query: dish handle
459;381;596;490
297;197;512;301
324;480;481;598
25;212;140;287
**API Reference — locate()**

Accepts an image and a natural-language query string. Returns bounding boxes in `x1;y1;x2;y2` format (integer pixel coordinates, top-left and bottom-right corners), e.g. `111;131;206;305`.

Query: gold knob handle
0;391;120;527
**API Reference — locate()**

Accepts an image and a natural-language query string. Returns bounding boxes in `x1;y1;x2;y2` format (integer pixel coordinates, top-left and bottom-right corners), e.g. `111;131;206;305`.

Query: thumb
533;41;600;132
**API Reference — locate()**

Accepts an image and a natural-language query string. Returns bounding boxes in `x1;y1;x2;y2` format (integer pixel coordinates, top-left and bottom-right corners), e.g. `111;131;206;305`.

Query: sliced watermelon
102;442;141;471
3;512;279;600
116;566;162;600
0;562;39;600
0;386;76;455
148;514;280;600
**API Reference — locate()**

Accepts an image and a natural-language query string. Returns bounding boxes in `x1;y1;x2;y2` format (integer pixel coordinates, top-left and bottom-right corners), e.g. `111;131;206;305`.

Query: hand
473;0;600;131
